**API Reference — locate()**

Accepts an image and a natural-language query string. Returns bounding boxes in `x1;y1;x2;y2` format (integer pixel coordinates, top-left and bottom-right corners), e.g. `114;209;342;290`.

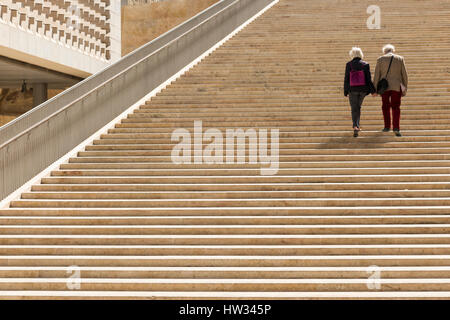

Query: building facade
0;0;121;79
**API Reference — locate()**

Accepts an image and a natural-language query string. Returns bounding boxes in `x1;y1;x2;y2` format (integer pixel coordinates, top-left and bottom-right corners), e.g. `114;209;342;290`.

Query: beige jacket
373;53;408;93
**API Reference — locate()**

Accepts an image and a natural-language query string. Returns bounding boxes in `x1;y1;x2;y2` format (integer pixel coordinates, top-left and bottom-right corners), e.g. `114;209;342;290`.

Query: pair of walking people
344;44;408;137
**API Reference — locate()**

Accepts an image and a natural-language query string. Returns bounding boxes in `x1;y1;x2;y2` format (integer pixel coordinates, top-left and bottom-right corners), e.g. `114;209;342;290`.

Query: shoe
394;130;402;137
382;128;390;132
353;130;359;137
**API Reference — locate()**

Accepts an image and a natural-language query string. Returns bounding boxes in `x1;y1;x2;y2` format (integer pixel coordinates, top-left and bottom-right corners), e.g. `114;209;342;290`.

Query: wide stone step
0;266;449;279
1;290;450;299
71;154;450;162
126;114;450;121
76;148;450;156
84;141;450;149
119;119;450;126
1;223;450;235
2;244;450;255
2;207;450;216
1;234;450;245
112;125;450;131
39;175;450;184
19;190;450;200
2;278;450;291
1;255;450;267
2;215;450;225
134;106;450;113
101;130;450;138
48;168;450;177
146;97;450;104
90;138;450;146
59;160;450;168
30;182;450;192
108;125;450;132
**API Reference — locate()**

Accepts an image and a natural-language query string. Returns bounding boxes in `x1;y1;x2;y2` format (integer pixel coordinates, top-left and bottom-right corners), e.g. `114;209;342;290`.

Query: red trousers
381;90;402;130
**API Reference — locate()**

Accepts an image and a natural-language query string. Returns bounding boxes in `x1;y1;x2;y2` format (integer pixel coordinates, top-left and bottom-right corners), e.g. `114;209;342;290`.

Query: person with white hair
344;47;376;137
373;44;409;137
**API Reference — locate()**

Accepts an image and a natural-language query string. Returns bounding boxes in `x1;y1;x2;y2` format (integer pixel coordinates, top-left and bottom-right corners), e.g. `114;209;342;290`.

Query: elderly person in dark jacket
344;47;376;137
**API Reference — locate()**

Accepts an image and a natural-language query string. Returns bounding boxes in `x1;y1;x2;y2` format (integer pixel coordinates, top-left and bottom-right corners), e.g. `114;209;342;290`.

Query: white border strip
0;291;449;298
0;0;280;209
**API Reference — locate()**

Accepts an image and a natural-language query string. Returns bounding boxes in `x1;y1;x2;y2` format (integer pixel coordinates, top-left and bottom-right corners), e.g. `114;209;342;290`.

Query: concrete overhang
0;55;83;89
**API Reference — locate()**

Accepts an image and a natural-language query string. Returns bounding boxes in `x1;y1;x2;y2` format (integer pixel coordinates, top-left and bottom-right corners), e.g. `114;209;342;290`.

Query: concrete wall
125;0;168;5
0;23;104;78
0;0;121;77
110;0;122;62
0;0;275;200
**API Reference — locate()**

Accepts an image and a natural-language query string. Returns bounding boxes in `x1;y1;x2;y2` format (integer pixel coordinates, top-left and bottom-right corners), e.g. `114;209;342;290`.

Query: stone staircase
1;0;450;299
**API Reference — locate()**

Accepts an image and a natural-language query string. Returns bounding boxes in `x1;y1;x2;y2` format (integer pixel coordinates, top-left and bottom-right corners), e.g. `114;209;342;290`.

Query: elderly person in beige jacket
373;44;408;136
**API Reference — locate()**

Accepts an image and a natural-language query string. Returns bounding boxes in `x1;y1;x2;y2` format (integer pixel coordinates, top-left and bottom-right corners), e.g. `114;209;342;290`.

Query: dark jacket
344;57;376;96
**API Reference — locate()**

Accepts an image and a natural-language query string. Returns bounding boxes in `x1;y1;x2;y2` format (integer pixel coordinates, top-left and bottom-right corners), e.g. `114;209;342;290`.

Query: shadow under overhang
0;55;84;89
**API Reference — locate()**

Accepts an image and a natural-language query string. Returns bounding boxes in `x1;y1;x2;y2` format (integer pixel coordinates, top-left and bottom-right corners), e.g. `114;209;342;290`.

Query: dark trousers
348;91;366;128
381;90;402;130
